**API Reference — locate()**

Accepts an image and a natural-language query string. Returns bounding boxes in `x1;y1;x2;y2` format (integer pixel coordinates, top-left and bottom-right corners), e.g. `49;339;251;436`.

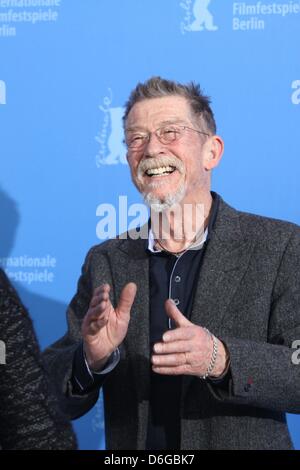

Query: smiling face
125;95;223;211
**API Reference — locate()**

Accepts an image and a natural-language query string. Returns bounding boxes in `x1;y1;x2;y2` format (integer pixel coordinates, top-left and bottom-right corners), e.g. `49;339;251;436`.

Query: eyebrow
125;119;188;132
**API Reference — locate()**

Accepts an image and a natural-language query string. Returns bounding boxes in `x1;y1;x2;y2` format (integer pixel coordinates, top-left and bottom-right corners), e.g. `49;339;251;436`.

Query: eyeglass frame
124;123;210;149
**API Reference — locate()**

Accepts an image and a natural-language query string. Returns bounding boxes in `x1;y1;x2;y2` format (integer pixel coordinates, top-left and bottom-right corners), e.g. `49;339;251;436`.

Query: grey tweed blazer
43;194;300;450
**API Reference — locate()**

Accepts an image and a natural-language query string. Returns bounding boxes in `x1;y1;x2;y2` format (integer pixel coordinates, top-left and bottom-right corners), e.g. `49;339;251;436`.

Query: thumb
164;298;191;327
116;282;137;318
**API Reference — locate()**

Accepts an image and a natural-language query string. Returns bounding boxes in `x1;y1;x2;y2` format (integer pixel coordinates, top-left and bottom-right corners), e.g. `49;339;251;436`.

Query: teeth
146;166;175;176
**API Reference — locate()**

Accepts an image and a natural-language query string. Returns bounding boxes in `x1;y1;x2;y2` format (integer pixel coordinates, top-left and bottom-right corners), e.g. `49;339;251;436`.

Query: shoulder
82;224;148;265
220;197;300;253
239;209;299;245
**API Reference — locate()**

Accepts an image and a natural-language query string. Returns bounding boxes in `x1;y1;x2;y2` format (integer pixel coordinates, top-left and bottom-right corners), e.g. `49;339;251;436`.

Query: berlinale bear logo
181;0;218;33
105;107;127;164
0;80;6;105
189;0;218;31
95;89;127;166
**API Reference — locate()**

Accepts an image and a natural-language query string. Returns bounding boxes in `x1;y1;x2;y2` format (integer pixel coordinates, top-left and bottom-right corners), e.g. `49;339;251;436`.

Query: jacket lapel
189;197;255;334
182;197;256;398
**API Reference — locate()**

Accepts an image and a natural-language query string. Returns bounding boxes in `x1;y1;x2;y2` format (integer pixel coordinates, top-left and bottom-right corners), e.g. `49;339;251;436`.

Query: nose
143;131;166;158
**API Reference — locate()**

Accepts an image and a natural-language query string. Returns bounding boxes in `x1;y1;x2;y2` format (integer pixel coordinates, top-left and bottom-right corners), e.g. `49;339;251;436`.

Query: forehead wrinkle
126;118;190;133
156;118;188;126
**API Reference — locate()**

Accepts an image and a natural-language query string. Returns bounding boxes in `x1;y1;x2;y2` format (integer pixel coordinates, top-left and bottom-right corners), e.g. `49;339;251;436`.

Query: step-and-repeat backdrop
0;0;299;449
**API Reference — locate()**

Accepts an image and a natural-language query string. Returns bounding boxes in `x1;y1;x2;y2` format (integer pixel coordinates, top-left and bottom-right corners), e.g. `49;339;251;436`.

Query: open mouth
145;165;176;177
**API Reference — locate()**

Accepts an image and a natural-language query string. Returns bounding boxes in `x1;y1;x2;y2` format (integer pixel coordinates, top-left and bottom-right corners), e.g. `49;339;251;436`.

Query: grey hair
123;76;216;134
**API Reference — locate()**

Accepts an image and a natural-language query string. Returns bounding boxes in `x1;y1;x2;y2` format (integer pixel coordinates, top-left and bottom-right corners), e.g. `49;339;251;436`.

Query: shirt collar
147;226;208;253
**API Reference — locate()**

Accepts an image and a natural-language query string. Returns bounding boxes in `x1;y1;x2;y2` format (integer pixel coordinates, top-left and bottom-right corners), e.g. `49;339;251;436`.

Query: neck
150;191;213;253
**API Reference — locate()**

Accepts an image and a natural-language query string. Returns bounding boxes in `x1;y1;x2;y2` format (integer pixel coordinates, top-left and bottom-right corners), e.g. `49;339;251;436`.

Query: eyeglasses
125;124;210;149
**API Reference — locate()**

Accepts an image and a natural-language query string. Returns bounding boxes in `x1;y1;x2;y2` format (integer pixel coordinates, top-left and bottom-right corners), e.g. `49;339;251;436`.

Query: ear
204;135;224;171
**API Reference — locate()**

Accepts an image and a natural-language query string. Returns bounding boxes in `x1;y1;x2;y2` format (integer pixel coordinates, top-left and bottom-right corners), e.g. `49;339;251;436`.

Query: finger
82;310;109;336
86;299;110;321
93;283;110;296
90;296;99;308
89;291;109;308
92;286;103;297
165;299;191;327
162;326;194;343
116;282;137;318
152;365;190;375
151;352;188;367
153;340;191;355
89;284;110;307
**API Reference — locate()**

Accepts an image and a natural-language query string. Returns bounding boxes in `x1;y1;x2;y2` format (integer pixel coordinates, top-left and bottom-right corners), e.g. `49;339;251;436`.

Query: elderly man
44;77;300;450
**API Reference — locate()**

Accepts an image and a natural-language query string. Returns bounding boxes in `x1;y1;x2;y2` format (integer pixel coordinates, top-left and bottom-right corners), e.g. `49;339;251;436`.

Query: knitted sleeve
0;269;77;450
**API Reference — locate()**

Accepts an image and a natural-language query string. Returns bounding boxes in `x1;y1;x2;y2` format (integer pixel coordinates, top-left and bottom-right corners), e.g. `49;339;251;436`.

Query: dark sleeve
42;247;109;420
71;342;119;394
0;269;77;450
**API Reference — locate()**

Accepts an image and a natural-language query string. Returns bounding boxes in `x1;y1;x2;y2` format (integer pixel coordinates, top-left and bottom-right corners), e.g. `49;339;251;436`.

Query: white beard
132;155;186;212
143;179;186;213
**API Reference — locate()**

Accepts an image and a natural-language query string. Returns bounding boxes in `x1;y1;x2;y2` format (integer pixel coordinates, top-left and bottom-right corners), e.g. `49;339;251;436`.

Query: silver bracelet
200;328;218;380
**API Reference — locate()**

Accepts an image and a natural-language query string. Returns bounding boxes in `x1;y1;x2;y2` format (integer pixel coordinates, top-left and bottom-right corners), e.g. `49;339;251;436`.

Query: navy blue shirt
146;192;220;449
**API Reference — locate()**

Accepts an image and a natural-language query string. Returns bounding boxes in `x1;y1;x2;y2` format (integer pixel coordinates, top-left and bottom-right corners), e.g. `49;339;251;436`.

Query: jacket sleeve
42;247;110;420
0;270;77;450
207;226;300;414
